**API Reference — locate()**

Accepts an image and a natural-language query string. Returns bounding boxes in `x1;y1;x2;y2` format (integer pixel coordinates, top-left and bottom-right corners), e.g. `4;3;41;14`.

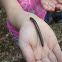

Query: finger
60;7;62;10
37;60;42;62
59;5;62;10
57;0;62;4
46;2;55;11
48;3;55;11
43;4;55;12
41;1;55;11
19;41;36;62
41;57;51;62
48;52;58;62
41;2;50;11
55;4;61;11
53;44;62;62
51;0;58;4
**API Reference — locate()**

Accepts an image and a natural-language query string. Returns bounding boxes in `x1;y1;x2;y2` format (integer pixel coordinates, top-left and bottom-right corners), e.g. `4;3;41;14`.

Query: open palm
19;17;62;62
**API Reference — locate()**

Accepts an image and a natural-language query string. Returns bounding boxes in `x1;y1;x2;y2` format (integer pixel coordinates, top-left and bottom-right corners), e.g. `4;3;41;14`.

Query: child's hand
41;0;62;12
19;17;62;62
57;0;62;4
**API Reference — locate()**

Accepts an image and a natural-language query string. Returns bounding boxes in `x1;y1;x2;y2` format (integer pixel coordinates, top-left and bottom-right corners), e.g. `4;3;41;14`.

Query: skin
41;0;62;12
1;0;62;62
19;16;62;62
57;0;62;4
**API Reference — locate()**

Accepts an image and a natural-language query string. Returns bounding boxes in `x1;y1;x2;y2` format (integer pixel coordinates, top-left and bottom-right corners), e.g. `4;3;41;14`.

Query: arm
1;0;32;29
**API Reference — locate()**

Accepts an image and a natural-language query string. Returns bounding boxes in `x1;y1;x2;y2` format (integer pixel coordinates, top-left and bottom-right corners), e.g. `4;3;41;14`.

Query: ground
0;3;62;62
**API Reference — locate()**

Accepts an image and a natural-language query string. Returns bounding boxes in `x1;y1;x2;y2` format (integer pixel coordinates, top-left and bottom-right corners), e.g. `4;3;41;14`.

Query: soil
0;3;62;62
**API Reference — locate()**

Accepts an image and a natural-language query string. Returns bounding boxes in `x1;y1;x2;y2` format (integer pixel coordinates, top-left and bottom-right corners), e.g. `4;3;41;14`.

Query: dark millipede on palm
30;17;44;46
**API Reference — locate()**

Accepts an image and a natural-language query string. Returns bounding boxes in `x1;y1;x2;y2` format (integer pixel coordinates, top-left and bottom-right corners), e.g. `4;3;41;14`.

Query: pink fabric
6;0;46;38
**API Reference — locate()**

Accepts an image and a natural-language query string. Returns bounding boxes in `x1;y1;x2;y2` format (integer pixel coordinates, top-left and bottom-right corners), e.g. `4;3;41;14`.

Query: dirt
0;3;62;62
